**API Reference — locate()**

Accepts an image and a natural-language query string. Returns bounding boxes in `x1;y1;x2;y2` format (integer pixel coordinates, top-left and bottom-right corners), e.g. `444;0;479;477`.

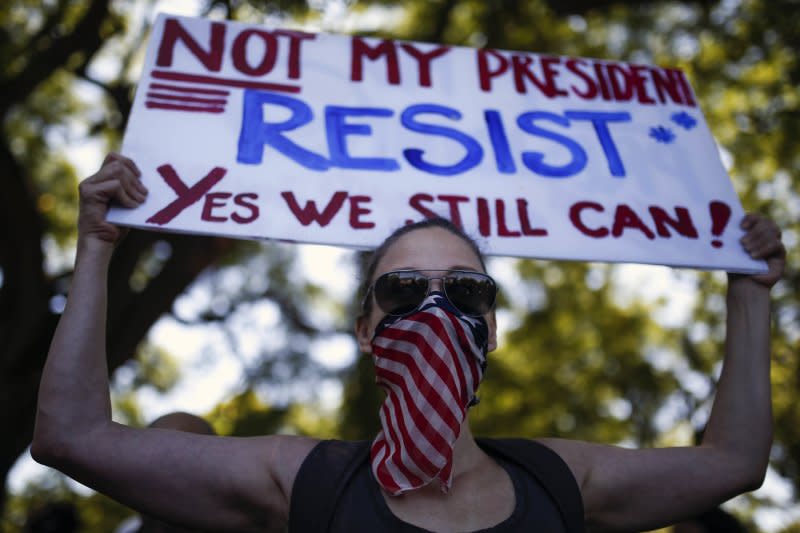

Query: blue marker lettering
325;106;399;171
237;90;329;170
484;110;516;174
564;110;630;177
517;111;587;177
401;104;483;176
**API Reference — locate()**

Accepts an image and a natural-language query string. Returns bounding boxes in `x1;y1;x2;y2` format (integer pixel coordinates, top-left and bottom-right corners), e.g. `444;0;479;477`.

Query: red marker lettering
281;191;348;226
351;37;400;85
399;44;450;87
147;165;227;225
156;18;225;71
477;49;509;92
569;201;609;238
348;195;375;229
232;193;259;224
612;204;655;239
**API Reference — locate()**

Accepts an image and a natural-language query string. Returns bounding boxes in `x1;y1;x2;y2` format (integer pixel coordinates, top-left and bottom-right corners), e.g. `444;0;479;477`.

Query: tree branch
21;1;71;64
0;135;49;372
542;0;717;16
106;234;237;370
428;0;458;43
0;0;111;117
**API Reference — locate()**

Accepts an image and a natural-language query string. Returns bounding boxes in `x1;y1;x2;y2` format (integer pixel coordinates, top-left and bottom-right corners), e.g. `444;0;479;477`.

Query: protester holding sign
31;153;784;532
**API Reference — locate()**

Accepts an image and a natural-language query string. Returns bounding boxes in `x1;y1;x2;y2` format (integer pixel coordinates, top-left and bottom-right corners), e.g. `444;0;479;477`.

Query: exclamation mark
709;201;731;249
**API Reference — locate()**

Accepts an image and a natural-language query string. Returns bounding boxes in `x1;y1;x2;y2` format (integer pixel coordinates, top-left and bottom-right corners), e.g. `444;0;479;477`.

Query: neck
379;417;490;499
450;418;485;479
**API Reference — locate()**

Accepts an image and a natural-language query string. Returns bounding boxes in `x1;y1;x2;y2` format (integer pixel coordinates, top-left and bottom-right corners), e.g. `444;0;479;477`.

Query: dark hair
357;217;487;318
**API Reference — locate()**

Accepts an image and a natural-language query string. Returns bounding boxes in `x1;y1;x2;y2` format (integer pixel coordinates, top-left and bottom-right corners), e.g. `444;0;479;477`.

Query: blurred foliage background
0;0;797;531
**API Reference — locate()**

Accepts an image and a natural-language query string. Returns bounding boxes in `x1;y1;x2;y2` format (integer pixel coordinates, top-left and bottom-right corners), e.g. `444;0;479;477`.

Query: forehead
374;227;484;277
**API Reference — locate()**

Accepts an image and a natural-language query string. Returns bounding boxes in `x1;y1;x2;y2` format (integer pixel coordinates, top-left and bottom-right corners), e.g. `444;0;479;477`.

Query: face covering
369;291;489;495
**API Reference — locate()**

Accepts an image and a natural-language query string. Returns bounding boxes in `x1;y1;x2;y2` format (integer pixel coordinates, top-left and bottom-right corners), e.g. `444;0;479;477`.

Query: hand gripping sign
108;13;766;273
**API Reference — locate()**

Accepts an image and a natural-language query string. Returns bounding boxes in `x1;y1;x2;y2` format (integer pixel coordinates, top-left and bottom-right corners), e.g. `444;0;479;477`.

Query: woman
32;153;785;532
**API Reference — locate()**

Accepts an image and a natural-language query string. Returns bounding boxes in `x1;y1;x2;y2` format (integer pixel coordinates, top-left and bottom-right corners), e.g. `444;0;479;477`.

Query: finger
102;157;147;196
88;161;148;199
743;237;779;257
110;182;142;209
740;213;760;230
741;228;769;251
102;152;118;167
103;153;141;176
117;170;148;202
88;179;141;209
750;240;784;260
132;173;148;196
742;214;774;233
740;219;780;248
117;154;141;177
111;189;140;209
90;159;137;185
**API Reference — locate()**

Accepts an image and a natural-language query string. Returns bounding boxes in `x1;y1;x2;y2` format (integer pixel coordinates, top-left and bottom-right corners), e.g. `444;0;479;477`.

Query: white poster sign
109;13;765;272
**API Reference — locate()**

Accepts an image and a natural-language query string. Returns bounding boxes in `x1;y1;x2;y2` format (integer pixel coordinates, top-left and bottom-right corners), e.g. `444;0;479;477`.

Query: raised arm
31;154;317;532
540;214;785;532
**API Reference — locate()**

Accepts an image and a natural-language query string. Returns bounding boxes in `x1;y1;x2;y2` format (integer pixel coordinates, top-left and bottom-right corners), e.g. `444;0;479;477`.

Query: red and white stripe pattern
143;70;301;115
145;82;230;113
370;293;488;495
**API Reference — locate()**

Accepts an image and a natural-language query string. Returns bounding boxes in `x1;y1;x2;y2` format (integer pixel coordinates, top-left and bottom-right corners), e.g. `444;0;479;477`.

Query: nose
427;276;445;293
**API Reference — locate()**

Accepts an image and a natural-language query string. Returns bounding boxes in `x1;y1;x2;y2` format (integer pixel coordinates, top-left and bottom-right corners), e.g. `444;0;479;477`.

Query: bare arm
541;214;785;532
31;154;317;532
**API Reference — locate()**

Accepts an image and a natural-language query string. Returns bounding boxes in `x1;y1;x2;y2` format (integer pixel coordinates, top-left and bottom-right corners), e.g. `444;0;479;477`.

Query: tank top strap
476;438;585;533
289;439;370;532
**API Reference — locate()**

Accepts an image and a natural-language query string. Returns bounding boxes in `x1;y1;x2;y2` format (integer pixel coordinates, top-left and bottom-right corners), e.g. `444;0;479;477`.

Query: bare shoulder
34;423;324;531
158;431;322;530
253;434;322;500
533;437;602;488
533;437;744;531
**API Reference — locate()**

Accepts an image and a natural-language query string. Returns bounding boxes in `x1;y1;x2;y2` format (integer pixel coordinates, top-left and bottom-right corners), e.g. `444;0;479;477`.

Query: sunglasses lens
374;272;428;315
444;273;496;316
371;270;497;317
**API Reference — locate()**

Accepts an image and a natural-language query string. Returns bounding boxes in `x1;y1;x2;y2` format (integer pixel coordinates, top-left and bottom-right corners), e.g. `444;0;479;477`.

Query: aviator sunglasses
365;270;497;317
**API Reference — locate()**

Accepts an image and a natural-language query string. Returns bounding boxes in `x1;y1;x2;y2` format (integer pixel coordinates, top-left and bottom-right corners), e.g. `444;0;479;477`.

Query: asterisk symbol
649;125;676;144
671;111;697;130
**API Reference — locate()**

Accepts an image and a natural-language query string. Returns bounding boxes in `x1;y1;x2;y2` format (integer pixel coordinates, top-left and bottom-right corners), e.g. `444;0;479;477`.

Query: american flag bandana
369;292;489;495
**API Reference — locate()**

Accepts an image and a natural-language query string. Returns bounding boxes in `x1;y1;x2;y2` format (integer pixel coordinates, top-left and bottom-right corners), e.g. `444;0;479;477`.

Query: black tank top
289;439;584;532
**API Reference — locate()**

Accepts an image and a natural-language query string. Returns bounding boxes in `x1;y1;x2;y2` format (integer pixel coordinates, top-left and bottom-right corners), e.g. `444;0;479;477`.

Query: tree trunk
0;230;234;515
